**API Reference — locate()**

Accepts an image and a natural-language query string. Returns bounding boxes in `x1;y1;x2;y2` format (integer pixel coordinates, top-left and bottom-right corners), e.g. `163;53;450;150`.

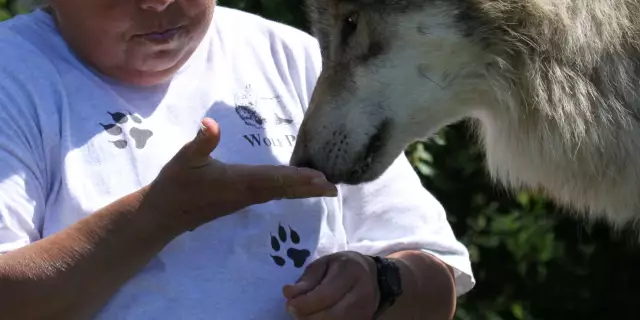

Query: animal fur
289;0;640;226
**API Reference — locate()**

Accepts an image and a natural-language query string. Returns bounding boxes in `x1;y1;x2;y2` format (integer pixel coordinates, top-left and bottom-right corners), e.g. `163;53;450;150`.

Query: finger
174;117;221;166
191;117;221;159
302;283;373;320
288;259;358;316
283;256;330;300
234;167;338;202
237;165;328;189
249;183;337;205
281;184;338;199
249;186;337;207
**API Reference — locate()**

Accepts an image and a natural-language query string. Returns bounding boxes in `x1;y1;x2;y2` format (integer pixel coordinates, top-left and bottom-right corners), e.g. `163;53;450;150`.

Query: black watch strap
370;255;403;319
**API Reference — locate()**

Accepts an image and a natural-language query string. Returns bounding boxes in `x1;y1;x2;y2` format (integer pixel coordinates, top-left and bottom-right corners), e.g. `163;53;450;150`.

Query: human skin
283;250;457;320
0;1;459;319
47;0;214;86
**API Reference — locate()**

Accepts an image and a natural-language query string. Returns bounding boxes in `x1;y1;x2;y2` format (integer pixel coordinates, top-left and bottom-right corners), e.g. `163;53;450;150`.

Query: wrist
385;250;457;319
134;184;192;239
368;255;404;319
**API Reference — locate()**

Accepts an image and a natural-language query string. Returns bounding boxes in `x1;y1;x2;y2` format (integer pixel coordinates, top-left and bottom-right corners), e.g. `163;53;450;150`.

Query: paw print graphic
270;223;310;268
234;84;266;129
99;111;154;150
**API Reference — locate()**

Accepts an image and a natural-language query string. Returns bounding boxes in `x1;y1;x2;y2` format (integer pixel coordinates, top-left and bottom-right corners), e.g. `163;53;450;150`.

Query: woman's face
49;0;215;86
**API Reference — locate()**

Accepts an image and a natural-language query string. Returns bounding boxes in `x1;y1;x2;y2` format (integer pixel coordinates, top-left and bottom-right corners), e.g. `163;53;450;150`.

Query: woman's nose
139;0;175;12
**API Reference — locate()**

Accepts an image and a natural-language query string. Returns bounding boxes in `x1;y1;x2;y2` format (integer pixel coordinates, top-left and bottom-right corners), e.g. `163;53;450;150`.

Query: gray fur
291;0;640;227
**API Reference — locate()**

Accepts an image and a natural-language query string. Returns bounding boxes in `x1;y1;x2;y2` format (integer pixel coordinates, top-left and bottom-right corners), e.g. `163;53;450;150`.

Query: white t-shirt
0;7;475;319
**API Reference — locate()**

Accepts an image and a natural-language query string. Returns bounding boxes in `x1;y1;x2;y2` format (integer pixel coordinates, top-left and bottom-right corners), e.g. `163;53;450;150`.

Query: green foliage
218;0;310;30
3;1;640;319
0;0;11;22
408;123;640;320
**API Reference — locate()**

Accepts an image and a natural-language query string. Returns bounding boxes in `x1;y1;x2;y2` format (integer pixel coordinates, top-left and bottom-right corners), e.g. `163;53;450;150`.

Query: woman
0;0;475;319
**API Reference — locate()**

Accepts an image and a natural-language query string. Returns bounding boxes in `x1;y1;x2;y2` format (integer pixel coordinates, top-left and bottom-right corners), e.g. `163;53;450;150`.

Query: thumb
182;118;220;163
173;117;221;166
190;117;221;159
283;256;329;300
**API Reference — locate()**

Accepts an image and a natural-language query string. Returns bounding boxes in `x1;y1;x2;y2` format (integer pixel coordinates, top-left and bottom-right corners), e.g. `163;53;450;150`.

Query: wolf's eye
341;12;359;45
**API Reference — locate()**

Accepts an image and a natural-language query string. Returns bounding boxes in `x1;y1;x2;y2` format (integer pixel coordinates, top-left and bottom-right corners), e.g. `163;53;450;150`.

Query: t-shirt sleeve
340;155;476;296
0;39;52;255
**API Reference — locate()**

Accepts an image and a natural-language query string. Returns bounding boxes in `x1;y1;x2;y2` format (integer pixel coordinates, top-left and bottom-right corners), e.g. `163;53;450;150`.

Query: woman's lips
136;26;185;44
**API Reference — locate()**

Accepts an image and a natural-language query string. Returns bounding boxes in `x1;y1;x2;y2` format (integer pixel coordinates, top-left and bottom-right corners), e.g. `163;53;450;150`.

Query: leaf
0;8;11;22
511;303;525;320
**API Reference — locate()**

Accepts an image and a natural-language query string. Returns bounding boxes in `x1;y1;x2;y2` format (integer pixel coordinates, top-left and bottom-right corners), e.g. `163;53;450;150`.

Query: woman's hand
282;251;380;320
141;117;338;233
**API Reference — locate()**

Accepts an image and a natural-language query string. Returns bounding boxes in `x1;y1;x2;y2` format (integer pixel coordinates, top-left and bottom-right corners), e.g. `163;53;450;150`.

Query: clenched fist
283;251;380;320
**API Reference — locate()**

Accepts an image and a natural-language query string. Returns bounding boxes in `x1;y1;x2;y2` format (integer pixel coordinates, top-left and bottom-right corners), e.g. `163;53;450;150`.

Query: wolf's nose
290;156;317;170
289;140;317;170
289;148;314;169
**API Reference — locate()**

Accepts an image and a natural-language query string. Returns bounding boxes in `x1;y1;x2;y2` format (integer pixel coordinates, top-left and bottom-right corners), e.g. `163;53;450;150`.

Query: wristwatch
369;255;403;319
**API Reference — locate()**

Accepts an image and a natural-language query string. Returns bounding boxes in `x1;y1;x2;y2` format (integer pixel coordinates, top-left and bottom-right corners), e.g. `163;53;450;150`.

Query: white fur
291;0;640;228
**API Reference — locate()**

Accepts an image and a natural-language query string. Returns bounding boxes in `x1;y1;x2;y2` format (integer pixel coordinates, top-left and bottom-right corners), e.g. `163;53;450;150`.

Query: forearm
0;185;184;319
380;250;457;320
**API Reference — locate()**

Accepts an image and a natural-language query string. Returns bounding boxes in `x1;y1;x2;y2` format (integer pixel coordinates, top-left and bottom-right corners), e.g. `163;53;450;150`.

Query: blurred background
3;0;640;319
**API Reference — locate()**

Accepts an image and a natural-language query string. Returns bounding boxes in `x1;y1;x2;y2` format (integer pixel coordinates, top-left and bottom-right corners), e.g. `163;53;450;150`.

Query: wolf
289;0;640;227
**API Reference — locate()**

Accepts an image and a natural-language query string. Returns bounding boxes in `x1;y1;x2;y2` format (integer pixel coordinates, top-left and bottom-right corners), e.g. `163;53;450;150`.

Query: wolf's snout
289;128;344;183
289;130;313;168
289;144;315;170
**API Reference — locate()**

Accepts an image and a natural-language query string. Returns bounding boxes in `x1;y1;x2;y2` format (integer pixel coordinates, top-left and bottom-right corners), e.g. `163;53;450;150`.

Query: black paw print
99;111;154;150
270;223;310;268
